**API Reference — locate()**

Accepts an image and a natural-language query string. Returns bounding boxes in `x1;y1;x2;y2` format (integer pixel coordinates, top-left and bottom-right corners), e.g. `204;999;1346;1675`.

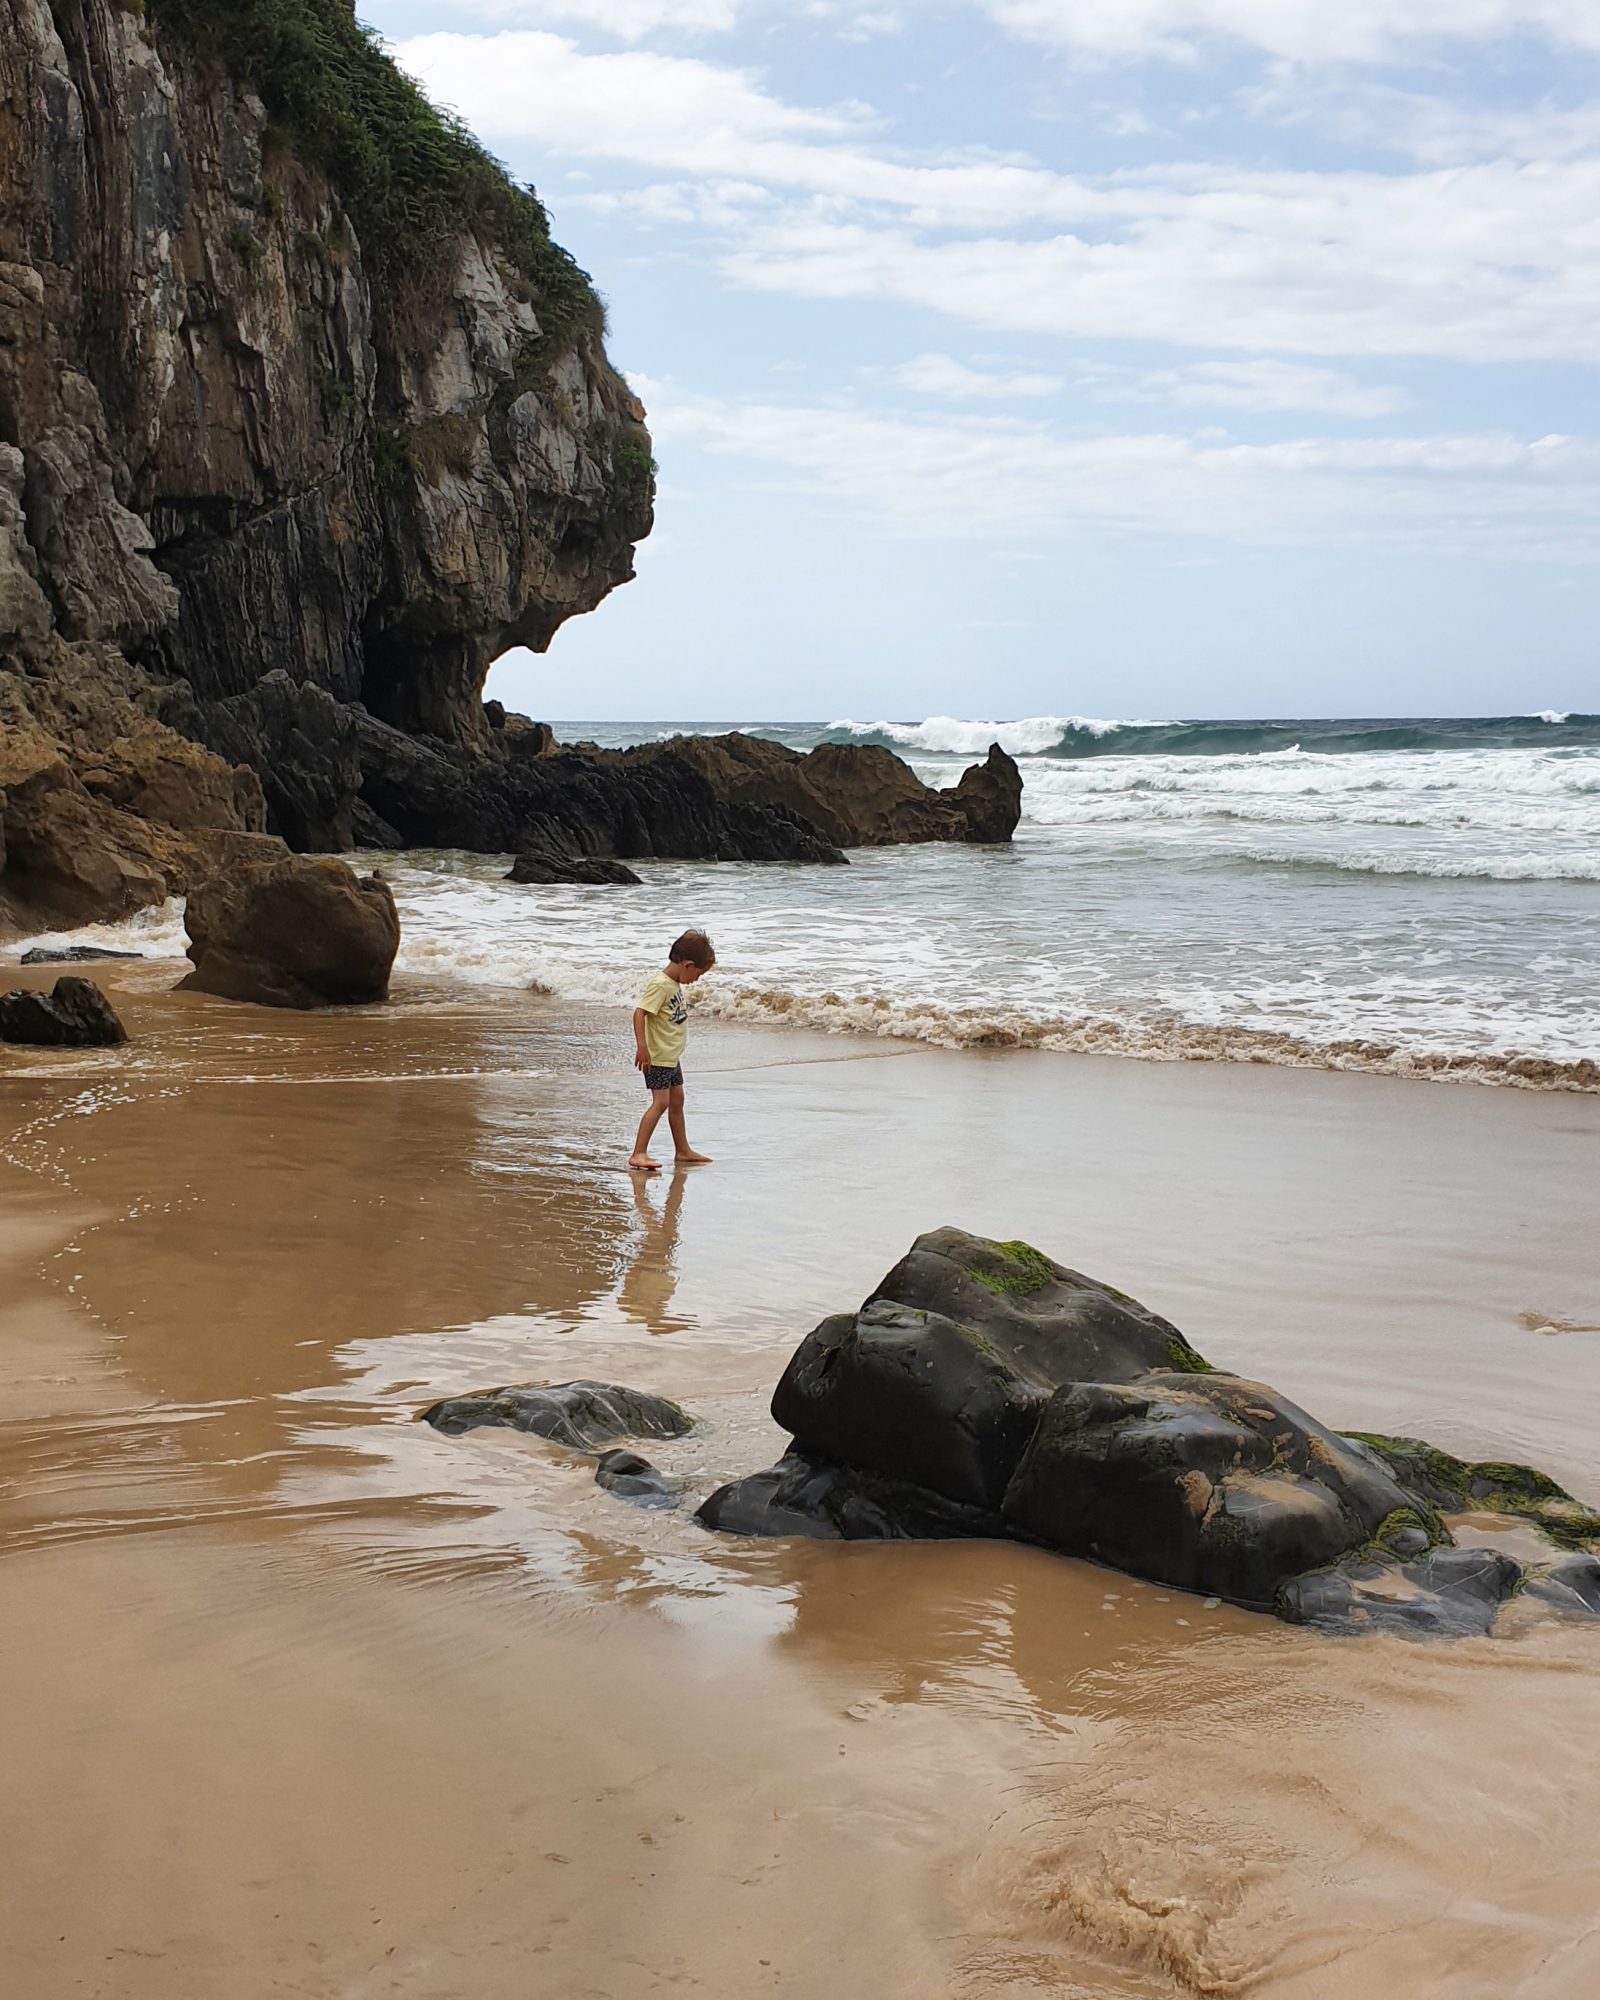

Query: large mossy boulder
699;1227;1600;1638
769;1228;1206;1511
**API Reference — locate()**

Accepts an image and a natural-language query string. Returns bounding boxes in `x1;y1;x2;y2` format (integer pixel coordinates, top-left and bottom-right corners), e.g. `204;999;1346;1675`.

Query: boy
629;930;715;1172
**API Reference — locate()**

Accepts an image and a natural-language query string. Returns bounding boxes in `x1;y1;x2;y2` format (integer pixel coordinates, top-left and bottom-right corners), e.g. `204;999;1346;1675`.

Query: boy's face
669;958;709;984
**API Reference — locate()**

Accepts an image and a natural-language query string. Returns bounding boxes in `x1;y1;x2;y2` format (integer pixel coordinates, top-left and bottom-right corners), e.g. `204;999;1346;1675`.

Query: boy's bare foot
628;1154;661;1173
674;1149;713;1164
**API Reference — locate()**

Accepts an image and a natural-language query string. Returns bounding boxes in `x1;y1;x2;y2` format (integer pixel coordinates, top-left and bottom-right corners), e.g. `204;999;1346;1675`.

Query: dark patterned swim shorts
643;1064;684;1092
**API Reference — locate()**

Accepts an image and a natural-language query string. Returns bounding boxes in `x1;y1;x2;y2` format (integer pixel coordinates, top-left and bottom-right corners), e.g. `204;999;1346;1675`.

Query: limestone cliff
1;0;651;929
0;2;1018;940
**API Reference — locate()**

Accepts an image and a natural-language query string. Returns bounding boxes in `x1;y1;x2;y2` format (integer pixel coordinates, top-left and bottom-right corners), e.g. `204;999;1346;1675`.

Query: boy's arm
631;1006;651;1070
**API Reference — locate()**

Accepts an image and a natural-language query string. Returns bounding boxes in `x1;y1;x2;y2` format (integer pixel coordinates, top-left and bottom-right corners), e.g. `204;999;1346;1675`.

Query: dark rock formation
767;1229;1207;1512
594;1448;679;1509
699;1227;1600;1637
19;945;142;965
622;733;1023;849
1279;1544;1524;1638
1520;1552;1600;1617
508;839;642;886
421;1380;694;1450
1004;1375;1424;1610
0;973;127;1045
342;713;852;866
180;855;400;1009
696;1449;1008;1542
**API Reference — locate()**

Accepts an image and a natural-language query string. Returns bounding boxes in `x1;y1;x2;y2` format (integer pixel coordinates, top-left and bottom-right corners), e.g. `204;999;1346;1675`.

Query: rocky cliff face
0;3;1017;941
0;0;651;930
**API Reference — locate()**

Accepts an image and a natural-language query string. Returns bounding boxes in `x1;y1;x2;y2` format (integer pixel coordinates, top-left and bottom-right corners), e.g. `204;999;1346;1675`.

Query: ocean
46;712;1600;1087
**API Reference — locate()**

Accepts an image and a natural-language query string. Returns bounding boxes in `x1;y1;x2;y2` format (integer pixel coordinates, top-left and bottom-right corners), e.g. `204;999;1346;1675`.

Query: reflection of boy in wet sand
619;1166;693;1334
629;930;715;1174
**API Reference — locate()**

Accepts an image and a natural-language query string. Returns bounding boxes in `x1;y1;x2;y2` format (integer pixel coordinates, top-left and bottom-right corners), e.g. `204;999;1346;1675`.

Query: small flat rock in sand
19;945;143;965
421;1380;693;1450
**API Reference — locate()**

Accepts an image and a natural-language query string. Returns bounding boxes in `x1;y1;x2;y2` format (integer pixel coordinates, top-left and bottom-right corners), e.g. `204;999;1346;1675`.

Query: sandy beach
4;955;1600;1998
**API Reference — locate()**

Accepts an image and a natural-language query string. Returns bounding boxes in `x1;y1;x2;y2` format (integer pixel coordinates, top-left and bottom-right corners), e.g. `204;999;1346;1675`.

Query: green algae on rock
1344;1433;1600;1550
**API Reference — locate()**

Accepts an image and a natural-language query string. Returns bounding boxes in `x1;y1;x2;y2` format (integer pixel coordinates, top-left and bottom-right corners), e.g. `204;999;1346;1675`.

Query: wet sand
3;957;1600;1997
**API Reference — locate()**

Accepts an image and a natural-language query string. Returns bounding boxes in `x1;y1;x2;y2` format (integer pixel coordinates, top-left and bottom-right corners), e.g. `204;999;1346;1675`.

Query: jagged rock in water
421;1380;693;1450
594;1448;679;1509
624;733;1023;849
180;855;399;1009
507;829;642;886
698;1227;1600;1637
0;974;127;1046
19;946;142;965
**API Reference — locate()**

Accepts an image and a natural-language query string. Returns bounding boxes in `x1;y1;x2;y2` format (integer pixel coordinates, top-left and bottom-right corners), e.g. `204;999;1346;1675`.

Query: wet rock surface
422;1380;694;1451
18;945;142;965
699;1227;1600;1637
1279;1545;1524;1638
697;1450;1008;1542
180;856;400;1010
506;831;642;886
0;974;127;1046
594;1449;680;1509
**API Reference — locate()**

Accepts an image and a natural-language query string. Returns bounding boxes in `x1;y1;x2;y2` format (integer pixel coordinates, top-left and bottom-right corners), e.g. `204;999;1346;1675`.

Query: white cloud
397;31;1600;366
397;32;860;169
1244;78;1600;167
889;353;1064;397
717;167;1600;364
1091;359;1405;418
973;0;1600;64
641;383;1600;556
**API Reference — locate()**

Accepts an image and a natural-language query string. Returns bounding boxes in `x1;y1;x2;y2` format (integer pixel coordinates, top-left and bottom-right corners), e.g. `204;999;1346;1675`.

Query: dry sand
3;956;1600;1997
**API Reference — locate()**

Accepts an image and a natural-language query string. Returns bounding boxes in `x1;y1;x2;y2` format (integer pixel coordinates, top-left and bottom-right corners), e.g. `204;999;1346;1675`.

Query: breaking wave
824;713;1600;760
695;985;1600;1093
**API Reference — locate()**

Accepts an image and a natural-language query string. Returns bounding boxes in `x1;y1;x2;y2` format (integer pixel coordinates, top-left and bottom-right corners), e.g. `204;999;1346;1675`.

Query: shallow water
33;712;1600;1081
3;972;1600;1994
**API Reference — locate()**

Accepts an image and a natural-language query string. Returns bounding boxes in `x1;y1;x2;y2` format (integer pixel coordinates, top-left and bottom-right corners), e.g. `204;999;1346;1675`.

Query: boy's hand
634;1046;649;1071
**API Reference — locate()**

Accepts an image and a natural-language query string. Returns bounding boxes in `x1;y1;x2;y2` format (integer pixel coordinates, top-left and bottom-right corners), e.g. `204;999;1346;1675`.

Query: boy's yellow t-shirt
637;970;691;1066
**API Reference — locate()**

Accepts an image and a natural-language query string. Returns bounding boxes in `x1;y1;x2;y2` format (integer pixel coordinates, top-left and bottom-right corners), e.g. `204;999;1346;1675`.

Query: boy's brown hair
669;929;716;969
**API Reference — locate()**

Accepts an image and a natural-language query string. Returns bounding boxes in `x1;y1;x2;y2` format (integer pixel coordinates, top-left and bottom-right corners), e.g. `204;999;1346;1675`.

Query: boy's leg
630;1088;671;1171
667;1081;712;1163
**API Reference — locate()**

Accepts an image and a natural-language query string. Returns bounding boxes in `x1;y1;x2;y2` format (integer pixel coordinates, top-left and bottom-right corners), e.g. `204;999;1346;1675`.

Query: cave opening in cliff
360;625;487;745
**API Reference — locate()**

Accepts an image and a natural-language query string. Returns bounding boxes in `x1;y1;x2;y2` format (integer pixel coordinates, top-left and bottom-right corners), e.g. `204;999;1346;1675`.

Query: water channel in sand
2;958;1600;1997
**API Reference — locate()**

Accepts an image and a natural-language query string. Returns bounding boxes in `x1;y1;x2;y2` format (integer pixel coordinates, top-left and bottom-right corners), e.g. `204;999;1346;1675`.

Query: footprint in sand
1518;1310;1600;1336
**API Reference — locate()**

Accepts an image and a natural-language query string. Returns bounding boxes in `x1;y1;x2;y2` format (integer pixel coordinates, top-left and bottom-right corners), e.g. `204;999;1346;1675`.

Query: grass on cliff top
147;0;603;350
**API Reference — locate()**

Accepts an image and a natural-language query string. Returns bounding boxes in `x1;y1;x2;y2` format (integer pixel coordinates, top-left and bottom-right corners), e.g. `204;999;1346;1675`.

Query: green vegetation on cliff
147;0;602;349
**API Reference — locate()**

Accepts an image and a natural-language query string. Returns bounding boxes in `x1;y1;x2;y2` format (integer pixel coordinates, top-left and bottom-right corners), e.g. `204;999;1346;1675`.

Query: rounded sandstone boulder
180;855;400;1010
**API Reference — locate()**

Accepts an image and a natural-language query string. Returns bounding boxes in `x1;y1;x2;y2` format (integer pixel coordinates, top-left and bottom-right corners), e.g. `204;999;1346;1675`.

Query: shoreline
5;967;1600;1994
10;896;1600;1095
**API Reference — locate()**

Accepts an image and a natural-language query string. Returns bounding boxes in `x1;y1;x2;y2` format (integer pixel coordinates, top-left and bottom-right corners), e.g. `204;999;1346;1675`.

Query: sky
362;1;1600;722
